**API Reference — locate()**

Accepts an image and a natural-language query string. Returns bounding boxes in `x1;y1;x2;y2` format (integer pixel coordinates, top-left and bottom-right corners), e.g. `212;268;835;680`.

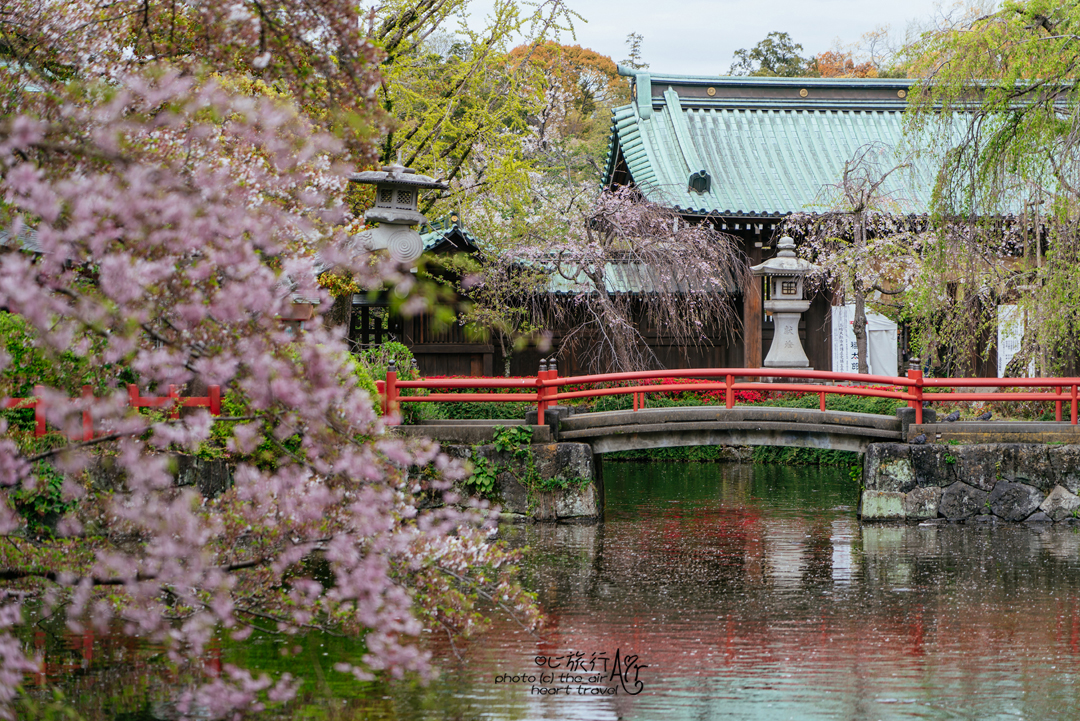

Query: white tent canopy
830;303;899;377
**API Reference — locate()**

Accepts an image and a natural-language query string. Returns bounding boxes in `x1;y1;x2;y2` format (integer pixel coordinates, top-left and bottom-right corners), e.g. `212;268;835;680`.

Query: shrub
357;341;417;381
347;355;379;401
0;312;109;431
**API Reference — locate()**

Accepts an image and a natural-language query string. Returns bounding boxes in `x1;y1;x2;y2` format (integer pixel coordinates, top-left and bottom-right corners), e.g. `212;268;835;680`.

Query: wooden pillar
743;239;763;369
804;292;831;372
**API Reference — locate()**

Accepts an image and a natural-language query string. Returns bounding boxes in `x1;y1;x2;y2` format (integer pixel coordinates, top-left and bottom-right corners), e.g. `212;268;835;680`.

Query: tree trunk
853;214;869;375
324;293;353;344
853;281;869;375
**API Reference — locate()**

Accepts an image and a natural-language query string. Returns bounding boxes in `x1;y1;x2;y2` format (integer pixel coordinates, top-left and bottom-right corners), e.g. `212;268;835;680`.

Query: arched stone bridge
554;406;901;454
403;406;905;453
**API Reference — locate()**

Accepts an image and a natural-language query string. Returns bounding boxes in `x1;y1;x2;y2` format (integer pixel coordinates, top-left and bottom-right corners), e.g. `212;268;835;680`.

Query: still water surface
38;461;1080;719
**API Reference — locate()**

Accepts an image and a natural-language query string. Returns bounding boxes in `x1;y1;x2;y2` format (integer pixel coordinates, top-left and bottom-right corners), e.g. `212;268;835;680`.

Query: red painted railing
382;366;1080;426
2;384;221;440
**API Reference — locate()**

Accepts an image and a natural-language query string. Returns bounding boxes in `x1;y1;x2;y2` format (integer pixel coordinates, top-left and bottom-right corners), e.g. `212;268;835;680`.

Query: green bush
751;446;860;466
13;462;74;536
0;311;136;432
435;401;532;420
606;446;733;462
346;355;379;400
357;341;417;381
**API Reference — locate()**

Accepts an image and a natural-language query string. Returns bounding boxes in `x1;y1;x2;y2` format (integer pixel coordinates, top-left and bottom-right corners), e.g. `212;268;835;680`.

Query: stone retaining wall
442;442;601;522
861;443;1080;523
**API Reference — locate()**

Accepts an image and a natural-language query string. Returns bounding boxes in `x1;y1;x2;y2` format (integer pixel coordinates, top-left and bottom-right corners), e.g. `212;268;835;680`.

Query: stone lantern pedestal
750;237;818;370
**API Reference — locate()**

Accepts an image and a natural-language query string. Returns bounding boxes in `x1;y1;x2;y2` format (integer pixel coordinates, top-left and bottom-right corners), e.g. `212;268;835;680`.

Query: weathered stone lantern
350;164;448;264
750;236;818;369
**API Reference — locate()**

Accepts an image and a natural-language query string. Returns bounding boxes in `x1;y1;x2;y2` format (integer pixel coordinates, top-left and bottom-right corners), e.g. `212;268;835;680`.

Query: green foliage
462;426;539;501
0;311;109;431
590;394;634;413
901;1;1080;375
202;392;303;469
606;446;733;462
430;401;532;420
13;462;74;536
356;341;417;381
347;355;379;400
751;446;861;467
945;454;958;465
492;425;533;456
729;32;814;77
463;454;498;498
14;690;86;721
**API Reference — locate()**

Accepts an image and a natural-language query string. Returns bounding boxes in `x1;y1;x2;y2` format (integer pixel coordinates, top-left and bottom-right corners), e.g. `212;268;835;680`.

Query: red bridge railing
2;384;221;440
381;365;1080;426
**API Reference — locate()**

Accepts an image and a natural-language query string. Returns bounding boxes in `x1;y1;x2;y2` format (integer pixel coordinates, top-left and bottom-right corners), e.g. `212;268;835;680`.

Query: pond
26;460;1080;719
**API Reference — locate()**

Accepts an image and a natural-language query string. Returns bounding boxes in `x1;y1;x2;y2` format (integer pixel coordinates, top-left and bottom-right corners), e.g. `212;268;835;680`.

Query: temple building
603;70;930;374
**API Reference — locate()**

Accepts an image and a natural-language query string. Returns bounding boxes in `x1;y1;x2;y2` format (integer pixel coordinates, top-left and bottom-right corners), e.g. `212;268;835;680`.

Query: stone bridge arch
556;407;903;454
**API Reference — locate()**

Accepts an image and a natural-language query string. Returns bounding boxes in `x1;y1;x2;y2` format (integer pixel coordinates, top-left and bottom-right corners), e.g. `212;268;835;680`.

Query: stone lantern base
763;299;811;369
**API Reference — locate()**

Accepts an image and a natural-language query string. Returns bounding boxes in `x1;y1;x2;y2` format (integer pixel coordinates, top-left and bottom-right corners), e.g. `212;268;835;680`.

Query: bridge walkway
557;406;901;454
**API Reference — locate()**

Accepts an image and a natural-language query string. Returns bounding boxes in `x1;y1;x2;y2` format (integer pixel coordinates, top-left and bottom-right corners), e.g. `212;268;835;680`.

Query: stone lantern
350;164;448;264
750;236;818;369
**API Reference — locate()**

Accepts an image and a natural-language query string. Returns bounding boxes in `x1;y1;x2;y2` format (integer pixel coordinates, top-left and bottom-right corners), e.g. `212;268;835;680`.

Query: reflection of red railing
2;384;221;440
380;367;1080;426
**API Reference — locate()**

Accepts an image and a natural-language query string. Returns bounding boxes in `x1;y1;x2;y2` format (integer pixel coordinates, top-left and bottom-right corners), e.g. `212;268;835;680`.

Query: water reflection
24;460;1080;719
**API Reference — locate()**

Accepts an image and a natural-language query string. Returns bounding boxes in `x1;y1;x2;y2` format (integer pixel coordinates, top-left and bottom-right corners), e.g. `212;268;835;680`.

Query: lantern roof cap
349;164;449;190
750;236;817;276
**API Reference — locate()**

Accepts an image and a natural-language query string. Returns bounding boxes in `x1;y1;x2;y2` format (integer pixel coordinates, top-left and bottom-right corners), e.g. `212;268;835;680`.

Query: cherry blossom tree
467;184;749;373
0;1;540;717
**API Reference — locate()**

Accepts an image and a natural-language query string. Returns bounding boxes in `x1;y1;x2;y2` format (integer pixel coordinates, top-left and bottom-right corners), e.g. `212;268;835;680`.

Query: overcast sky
468;0;966;76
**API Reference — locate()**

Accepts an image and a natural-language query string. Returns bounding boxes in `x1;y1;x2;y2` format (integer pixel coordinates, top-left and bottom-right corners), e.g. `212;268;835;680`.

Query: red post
168;384;180;420
725;374;735;409
537;360;554;421
819;391;826;412
1072;384;1078;425
385;367;398;422
549;359;560;415
81;385;93;441
1056;385;1063;422
907;367;923;425
128;384;139;409
209;385;221;416
34;384;45;437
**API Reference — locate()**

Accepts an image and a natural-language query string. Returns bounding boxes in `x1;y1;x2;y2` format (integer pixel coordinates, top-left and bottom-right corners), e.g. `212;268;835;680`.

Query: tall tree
729;32;814;77
781;145;914;374
469;186;749;373
903;0;1080;375
369;0;580;208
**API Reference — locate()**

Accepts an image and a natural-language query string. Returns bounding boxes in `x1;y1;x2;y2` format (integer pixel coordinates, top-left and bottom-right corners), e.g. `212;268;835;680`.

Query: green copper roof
604;74;938;217
542;261;737;295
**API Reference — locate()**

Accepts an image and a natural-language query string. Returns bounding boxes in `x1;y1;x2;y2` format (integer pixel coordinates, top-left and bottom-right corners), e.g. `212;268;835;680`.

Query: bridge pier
861;442;1080;524
441;441;603;522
